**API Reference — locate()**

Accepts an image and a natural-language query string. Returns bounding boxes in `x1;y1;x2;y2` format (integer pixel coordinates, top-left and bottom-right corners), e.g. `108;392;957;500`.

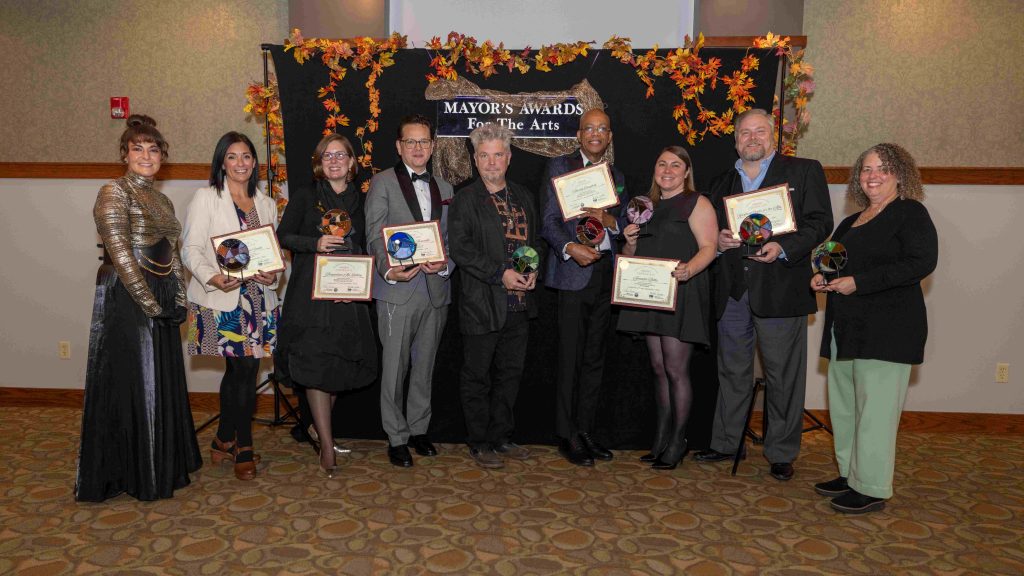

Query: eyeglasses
322;151;351;162
400;139;433;149
581;126;610;134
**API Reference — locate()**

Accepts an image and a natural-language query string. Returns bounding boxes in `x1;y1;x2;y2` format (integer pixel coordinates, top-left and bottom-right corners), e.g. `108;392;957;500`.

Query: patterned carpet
1;407;1022;575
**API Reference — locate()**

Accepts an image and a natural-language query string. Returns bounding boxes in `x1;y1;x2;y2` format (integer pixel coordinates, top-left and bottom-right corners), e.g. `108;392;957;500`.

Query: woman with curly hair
811;143;937;514
76;114;202;502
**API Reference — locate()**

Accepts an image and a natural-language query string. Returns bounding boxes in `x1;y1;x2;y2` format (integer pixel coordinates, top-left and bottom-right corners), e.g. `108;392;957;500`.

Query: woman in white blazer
181;132;280;481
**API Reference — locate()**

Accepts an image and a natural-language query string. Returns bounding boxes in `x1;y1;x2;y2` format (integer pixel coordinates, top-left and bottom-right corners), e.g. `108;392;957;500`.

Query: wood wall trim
4;163;1022;186
3;387;1022;434
0;387;283;415
0;163;278;181
703;35;807;48
825;166;1024;186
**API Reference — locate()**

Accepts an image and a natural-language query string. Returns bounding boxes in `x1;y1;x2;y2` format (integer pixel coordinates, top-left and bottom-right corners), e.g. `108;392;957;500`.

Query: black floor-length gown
76;172;202;502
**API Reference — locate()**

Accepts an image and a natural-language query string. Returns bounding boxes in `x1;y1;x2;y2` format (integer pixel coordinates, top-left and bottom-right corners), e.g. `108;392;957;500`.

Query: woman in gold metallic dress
76;115;202;502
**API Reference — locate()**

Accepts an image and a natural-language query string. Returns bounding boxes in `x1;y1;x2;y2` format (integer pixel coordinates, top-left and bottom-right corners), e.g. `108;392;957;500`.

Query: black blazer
276;181;366;327
540;152;629;291
449;178;541;335
821;199;937;364
708;154;833;318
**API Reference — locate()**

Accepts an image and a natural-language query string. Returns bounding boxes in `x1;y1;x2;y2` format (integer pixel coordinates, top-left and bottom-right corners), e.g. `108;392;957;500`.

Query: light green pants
828;333;911;499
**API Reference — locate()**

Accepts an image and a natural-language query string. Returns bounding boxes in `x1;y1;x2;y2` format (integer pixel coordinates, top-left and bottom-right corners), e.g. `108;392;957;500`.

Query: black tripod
194;374;301;434
731;377;833;476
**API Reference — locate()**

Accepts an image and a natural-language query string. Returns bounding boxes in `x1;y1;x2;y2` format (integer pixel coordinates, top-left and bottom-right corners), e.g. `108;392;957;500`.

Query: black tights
306;388;337;469
216;357;261;461
646;336;694;443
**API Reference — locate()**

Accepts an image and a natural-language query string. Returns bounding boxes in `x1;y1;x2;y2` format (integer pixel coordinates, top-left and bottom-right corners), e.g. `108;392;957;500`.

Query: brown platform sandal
233;447;257;481
210;437;261;466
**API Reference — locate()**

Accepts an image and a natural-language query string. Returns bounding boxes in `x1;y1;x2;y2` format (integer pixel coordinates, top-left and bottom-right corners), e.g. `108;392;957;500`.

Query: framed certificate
312;255;374;301
551;162;620;221
611;256;680;311
210;224;285;279
381;220;447;267
723;183;797;239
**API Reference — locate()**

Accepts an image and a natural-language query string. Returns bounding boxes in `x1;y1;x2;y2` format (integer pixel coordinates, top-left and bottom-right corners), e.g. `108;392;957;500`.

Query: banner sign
436;96;582;139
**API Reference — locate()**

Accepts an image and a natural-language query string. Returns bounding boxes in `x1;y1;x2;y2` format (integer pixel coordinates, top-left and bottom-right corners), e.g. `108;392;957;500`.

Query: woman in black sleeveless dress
617;146;719;469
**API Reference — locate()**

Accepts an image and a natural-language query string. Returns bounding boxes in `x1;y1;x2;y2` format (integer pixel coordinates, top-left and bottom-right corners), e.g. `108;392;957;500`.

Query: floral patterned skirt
186;282;279;358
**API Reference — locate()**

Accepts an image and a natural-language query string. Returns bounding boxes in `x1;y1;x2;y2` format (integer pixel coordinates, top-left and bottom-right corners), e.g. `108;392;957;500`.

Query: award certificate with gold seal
209;224;285;279
611;256;680;311
312;255;374;301
381;220;447;267
723;183;797;239
552;162;620;221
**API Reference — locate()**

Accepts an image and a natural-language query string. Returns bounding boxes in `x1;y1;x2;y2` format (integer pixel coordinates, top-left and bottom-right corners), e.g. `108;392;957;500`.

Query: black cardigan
276;181;366;327
820;198;937;364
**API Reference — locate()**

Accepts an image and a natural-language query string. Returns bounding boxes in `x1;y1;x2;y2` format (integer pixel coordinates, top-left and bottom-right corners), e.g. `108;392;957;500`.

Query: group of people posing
76;108;937;517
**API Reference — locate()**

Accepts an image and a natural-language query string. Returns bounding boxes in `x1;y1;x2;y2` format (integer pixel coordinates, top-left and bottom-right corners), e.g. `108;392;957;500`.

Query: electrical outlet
59;341;71;359
996;363;1009;383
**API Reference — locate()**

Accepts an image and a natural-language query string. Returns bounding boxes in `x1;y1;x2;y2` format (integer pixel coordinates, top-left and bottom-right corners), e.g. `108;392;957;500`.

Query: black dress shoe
558;438;594;467
694;449;734;463
831;489;885;514
770;462;794;481
578;432;613;461
814;476;850;497
387;444;413;467
408;435;437;457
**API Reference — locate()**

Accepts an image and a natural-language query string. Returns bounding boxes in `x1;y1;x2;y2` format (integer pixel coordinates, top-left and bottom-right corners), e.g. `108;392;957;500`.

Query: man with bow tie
365;114;454;467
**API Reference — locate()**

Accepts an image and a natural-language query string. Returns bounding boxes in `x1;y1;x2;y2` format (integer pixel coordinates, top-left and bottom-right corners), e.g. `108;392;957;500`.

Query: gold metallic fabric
94;171;186;316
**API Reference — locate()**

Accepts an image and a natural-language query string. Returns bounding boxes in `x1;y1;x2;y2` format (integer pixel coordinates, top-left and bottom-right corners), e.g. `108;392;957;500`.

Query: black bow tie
411;172;430;183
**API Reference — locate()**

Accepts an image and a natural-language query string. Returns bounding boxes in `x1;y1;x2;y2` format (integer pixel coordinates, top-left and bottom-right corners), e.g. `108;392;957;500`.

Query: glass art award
381;221;447;267
386;231;418;264
626;195;654;238
811;240;848;282
511;245;540;275
739;213;772;258
320;209;352;238
575;216;606;247
216;238;250;278
209;224;286;279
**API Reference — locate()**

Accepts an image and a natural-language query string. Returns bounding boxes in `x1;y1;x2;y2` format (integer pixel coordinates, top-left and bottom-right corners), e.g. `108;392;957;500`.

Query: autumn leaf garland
247;31;815;195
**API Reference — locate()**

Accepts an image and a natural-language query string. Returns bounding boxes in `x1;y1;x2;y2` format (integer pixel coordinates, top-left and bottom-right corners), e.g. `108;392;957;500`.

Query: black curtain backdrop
271;46;779;450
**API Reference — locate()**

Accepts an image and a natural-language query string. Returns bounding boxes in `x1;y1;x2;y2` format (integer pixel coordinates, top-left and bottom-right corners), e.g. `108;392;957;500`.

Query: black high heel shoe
652;437;688;470
639;410;672;463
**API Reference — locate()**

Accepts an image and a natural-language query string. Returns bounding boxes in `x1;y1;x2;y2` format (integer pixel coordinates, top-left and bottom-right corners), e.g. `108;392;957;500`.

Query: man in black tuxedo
449;122;541;470
695;108;832;481
540;108;628;466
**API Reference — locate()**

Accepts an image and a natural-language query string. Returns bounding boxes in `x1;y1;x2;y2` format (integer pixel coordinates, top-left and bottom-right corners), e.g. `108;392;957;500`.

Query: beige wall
0;0;289;163
800;0;1024;166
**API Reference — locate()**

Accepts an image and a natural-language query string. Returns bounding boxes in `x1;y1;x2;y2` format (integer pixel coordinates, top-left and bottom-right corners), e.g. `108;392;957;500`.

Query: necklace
854;195;897;226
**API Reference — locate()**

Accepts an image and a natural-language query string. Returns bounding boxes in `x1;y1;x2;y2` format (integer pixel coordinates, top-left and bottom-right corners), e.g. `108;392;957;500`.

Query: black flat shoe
831;489;886;514
578;432;613;461
558;438;594;467
387;444;413;467
814;476;850;497
408;434;437;457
